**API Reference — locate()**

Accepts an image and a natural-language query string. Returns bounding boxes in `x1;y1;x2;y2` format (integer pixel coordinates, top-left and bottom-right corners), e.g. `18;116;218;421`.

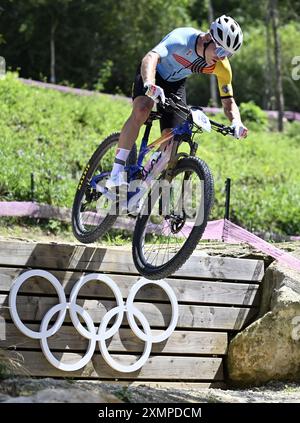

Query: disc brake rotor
167;211;186;234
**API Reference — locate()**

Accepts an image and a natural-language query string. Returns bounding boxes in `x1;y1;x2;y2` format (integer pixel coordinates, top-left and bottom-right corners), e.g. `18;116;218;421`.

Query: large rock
227;259;300;386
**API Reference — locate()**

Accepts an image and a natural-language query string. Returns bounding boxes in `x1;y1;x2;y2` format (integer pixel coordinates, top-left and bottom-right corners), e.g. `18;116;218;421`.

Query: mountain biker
106;15;248;189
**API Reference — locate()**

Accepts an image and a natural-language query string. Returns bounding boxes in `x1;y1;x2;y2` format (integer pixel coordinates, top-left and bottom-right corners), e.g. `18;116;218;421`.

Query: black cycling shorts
132;64;187;132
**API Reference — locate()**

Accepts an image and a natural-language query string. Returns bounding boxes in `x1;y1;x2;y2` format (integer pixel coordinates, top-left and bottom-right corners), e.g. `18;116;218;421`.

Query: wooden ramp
0;240;264;388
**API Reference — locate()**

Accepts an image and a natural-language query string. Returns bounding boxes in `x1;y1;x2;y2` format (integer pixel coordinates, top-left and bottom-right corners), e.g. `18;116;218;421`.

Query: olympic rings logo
9;270;178;373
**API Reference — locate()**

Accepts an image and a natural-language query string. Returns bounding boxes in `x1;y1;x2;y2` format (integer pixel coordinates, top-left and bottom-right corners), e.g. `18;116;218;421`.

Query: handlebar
160;94;235;137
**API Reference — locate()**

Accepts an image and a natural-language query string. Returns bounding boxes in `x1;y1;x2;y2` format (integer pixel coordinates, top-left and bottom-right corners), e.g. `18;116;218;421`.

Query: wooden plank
1;324;228;355
0;268;260;306
0;241;264;281
178;254;264;281
7;350;223;380
0;295;257;330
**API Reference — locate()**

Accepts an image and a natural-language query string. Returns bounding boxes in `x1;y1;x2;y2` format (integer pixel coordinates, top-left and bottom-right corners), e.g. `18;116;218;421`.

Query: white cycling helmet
210;15;243;54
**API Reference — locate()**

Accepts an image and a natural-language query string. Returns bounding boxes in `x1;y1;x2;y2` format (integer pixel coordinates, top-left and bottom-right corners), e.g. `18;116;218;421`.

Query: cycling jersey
152;27;233;98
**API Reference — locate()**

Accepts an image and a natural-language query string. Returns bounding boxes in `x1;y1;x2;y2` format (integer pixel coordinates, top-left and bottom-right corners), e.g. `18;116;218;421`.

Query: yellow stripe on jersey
213;58;233;98
200;58;233;98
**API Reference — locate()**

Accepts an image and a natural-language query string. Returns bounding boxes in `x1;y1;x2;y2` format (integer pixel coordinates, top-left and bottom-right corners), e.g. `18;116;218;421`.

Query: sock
110;148;130;178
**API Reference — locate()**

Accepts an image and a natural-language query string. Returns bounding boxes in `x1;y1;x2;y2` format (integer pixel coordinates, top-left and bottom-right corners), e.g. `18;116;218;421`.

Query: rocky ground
1;378;300;403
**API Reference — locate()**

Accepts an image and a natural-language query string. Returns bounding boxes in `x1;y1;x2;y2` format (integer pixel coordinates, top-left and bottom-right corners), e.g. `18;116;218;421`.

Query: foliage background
0;0;299;110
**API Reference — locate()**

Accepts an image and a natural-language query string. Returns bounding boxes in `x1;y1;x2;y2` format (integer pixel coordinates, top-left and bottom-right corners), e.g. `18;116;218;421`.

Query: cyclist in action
106;15;248;189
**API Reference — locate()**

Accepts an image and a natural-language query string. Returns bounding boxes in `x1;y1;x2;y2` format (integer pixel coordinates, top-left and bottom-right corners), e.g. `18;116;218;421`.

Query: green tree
97;0;193;95
0;0;193;94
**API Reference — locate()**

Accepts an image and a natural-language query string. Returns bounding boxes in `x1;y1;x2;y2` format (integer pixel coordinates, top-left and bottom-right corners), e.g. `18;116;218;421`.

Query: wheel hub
167;211;186;234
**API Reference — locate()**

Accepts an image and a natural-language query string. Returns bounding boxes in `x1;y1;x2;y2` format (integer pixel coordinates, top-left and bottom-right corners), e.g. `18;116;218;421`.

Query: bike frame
130;119;192;180
90;117;193;203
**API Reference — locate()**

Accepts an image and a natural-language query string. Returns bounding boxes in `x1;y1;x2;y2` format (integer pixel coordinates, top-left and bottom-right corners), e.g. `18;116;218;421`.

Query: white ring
98;306;152;373
69;273;124;341
40;303;96;371
126;277;179;343
9;269;67;339
9;271;178;373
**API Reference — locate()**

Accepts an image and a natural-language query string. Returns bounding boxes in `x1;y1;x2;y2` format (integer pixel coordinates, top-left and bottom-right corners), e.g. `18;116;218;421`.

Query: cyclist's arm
141;52;160;85
221;96;242;122
214;59;248;138
214;59;245;121
222;97;248;138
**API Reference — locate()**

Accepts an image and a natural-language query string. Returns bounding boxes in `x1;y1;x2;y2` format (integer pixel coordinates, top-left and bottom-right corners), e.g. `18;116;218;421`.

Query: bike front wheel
72;133;137;244
132;156;214;279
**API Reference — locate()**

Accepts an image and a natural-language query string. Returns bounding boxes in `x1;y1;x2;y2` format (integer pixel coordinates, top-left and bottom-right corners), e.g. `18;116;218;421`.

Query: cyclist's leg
107;64;154;186
118;96;153;150
106;96;153;188
108;98;153;189
118;63;154;151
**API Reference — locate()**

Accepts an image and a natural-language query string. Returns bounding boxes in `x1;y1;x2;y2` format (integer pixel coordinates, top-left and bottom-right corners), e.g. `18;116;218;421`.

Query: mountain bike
72;95;234;279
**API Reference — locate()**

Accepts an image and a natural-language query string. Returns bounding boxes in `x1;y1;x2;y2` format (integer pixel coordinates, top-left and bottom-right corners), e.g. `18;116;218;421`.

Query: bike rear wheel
72;133;137;243
132;156;214;279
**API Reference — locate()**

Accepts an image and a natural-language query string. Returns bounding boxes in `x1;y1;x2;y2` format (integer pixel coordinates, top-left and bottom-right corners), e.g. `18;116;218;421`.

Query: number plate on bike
191;108;211;132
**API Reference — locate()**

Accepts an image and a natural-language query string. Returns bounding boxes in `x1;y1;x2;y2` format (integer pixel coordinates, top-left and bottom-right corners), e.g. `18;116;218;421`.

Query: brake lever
159;96;189;115
219;127;235;137
227;126;235;137
170;93;182;103
211;122;234;136
159;97;176;110
168;98;177;108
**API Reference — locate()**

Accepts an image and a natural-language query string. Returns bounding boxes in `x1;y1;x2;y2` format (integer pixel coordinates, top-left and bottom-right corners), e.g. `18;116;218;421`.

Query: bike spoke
74;142;119;235
138;163;204;268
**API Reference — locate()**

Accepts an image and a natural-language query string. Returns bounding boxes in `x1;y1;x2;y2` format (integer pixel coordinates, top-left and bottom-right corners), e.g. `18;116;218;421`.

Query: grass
0;348;28;380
